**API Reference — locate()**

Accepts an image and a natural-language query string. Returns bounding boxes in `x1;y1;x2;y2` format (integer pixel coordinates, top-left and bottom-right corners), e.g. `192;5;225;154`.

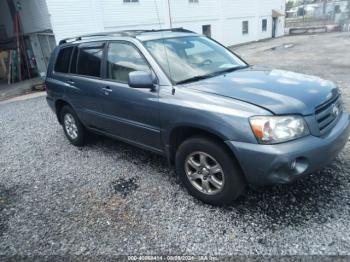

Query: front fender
159;85;272;146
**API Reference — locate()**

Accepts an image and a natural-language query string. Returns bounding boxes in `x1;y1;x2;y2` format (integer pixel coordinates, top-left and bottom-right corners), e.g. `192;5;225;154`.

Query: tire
175;136;246;206
60;105;85;147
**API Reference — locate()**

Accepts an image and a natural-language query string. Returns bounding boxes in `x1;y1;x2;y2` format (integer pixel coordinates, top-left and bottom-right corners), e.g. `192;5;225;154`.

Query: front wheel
175;136;246;206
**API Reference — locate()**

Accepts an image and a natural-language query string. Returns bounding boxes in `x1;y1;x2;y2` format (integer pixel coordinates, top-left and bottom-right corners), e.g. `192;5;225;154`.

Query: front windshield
143;36;247;84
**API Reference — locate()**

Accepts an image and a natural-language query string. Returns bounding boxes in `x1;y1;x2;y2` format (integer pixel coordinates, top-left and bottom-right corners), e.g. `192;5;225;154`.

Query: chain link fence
285;0;350;34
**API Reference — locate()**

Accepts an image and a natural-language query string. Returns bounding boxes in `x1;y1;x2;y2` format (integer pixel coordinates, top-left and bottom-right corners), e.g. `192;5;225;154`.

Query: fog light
291;157;309;175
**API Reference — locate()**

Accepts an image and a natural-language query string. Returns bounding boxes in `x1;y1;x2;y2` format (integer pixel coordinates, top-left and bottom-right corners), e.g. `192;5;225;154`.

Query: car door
49;45;75;101
65;42;108;129
98;41;161;151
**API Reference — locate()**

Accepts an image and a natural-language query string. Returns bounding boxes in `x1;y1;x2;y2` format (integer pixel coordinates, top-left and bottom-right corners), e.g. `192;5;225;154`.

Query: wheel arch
55;99;72;124
167;125;239;165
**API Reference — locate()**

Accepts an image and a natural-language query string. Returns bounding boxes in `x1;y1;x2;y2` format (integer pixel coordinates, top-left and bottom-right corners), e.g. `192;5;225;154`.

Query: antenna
153;0;174;84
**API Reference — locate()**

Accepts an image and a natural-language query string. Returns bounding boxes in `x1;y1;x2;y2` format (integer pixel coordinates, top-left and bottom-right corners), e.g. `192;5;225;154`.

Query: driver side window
106;42;150;84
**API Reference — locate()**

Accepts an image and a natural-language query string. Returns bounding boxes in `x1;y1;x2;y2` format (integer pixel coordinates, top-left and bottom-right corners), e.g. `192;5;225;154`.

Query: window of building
242;21;249;35
106;42;150;84
76;43;104;77
202;25;211;37
262;19;267;32
123;0;139;3
189;0;199;3
55;47;73;73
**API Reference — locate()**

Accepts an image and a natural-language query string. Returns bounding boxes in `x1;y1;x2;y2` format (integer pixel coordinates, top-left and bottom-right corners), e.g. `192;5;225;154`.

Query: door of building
272;17;277;38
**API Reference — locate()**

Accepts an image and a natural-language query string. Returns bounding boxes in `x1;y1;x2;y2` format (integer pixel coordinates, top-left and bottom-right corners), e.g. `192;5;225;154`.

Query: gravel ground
1;32;350;257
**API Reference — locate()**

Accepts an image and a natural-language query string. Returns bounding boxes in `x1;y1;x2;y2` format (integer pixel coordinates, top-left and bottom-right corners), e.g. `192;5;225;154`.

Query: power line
167;0;173;28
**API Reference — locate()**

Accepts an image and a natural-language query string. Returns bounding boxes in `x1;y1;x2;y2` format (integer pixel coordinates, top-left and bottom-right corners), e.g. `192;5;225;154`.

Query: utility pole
15;1;22;81
303;0;305;25
323;0;327;16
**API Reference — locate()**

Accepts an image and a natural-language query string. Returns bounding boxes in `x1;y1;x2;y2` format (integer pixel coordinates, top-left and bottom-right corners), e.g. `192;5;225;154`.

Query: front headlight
249;115;309;144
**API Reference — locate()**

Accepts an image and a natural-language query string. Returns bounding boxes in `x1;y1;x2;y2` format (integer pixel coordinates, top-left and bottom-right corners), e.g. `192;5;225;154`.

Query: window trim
53;41;107;81
74;41;106;79
68;46;78;74
53;45;74;75
242;20;249;35
262;19;267;32
202;24;211;38
102;40;157;86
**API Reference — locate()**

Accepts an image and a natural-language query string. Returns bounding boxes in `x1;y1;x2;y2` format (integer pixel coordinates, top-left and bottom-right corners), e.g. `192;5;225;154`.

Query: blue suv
46;28;350;206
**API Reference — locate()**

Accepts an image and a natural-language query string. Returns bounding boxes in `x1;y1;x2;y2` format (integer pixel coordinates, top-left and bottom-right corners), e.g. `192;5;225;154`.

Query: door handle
66;79;75;85
102;86;112;95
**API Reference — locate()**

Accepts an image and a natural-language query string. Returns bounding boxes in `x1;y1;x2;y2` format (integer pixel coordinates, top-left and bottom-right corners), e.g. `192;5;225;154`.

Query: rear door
98;41;161;151
48;45;75;100
66;42;107;128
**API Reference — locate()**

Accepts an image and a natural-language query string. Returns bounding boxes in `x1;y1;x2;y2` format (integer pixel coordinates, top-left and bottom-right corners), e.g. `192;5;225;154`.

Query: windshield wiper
176;75;214;85
175;65;249;85
213;65;249;76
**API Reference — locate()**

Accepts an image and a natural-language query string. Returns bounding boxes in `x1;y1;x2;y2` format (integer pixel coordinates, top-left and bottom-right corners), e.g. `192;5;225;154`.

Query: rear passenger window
55;47;73;73
106;42;150;83
76;43;104;77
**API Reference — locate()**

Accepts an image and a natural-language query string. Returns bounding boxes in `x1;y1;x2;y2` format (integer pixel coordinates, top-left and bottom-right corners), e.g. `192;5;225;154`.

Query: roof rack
58;28;195;45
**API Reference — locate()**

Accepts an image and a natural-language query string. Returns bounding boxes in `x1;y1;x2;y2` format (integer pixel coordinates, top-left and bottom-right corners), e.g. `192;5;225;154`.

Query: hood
185;67;338;115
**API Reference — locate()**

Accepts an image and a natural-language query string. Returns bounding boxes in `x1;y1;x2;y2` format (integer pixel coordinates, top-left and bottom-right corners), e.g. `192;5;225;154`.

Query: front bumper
226;112;350;185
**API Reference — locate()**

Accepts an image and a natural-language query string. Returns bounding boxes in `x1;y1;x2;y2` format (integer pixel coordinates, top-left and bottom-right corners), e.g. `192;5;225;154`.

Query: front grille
315;94;343;135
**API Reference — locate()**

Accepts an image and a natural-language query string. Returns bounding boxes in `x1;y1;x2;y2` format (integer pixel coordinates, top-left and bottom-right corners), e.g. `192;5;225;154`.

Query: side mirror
128;71;154;89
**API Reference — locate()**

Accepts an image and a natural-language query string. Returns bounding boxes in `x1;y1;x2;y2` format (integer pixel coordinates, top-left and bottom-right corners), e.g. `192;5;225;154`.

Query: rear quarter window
55;47;74;73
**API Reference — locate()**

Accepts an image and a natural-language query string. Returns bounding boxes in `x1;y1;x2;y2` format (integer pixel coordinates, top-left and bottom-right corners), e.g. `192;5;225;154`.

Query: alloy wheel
185;151;225;195
64;113;78;140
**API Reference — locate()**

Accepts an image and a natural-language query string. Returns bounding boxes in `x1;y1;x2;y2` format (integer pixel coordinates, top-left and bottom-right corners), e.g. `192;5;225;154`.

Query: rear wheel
61;106;85;146
175;136;246;206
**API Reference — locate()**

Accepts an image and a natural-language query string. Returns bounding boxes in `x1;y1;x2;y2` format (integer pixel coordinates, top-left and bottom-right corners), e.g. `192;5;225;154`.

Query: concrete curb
0;92;46;105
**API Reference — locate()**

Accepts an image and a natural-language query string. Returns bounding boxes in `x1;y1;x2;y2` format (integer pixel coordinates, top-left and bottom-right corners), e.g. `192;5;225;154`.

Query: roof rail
137;28;195;33
58;33;119;45
58;28;195;45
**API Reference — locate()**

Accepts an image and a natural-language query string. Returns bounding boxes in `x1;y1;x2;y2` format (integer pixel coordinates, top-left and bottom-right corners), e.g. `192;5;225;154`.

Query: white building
0;0;285;77
46;0;285;46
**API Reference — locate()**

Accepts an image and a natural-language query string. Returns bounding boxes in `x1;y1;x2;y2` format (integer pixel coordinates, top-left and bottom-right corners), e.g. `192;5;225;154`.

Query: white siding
45;0;285;46
101;0;167;30
45;0;105;41
261;0;286;37
170;0;220;22
45;0;168;42
168;0;221;41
